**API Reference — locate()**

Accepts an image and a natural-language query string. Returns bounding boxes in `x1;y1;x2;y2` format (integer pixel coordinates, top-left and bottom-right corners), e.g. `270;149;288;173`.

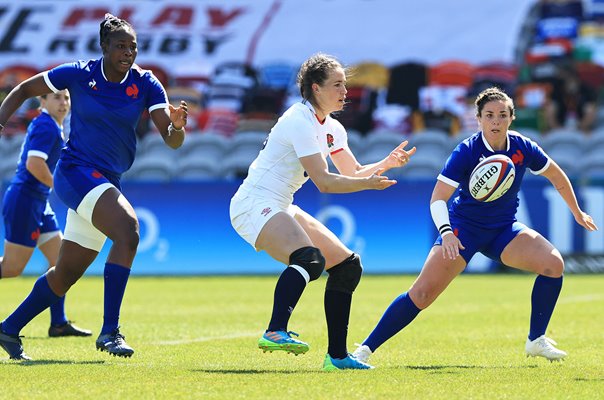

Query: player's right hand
367;168;397;190
441;233;465;260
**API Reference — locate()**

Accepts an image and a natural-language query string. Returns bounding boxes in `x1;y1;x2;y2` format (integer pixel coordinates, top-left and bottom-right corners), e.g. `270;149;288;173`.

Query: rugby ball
469;154;515;202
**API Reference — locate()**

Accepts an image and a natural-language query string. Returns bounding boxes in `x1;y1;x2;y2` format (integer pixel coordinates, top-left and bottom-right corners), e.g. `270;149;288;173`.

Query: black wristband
438;224;452;235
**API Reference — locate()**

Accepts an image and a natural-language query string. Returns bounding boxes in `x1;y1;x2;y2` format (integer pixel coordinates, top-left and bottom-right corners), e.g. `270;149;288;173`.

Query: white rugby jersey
238;102;349;205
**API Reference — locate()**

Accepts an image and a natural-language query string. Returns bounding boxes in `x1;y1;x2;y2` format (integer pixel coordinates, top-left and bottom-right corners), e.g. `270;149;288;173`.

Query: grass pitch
0;274;602;399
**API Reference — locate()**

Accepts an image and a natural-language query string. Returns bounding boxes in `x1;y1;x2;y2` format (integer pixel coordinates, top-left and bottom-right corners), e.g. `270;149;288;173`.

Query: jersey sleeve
26;119;57;160
283;115;322;158
44;62;81;92
146;72;169;113
527;139;550;175
437;144;473;188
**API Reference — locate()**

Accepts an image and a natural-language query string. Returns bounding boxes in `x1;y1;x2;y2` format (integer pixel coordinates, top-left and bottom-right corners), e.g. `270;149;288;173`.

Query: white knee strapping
76;182;114;223
63;209;107;252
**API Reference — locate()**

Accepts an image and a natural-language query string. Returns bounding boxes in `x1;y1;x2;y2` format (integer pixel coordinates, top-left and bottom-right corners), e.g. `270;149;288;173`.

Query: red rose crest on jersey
126;84;139;99
511;149;524;166
326;133;334;148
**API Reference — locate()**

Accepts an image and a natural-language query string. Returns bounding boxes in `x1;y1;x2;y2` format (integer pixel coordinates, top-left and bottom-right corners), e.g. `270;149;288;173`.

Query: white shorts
63;183;112;252
229;192;300;249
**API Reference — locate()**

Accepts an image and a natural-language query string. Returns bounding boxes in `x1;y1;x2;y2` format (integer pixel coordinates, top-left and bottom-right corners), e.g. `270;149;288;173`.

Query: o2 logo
315;205;365;255
135;207;169;262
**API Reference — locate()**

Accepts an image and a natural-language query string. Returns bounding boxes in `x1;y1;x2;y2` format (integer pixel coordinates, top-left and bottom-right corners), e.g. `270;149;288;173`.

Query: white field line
155;331;260;346
558;293;604;304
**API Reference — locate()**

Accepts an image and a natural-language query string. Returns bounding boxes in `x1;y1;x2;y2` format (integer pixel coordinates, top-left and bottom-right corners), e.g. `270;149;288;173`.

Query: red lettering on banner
152;7;193;26
63;8;109;27
207;8;245;28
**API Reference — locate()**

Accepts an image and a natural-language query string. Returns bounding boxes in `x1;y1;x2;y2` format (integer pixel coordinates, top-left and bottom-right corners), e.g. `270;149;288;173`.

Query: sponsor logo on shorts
261;207;272;217
30;228;40;241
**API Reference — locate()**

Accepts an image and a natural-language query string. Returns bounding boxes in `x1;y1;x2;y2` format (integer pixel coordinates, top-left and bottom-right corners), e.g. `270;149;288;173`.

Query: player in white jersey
230;53;416;371
352;87;598;366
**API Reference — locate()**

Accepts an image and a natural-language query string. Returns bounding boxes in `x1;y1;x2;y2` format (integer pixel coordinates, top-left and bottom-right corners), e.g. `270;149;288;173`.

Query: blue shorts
54;159;120;211
434;218;527;264
2;185;60;247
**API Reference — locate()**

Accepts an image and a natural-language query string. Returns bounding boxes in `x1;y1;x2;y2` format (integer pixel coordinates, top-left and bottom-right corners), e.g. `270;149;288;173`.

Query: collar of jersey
481;130;510;152
100;57;130;84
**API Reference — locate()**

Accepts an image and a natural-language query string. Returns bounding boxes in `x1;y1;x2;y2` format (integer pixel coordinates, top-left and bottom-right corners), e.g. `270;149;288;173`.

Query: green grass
1;274;603;399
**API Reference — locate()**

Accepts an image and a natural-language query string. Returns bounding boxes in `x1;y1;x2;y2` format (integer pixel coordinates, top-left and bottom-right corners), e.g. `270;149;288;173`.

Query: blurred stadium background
0;0;603;275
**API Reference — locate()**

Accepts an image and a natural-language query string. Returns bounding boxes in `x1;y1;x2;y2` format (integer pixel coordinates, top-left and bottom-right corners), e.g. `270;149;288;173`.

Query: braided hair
99;13;134;47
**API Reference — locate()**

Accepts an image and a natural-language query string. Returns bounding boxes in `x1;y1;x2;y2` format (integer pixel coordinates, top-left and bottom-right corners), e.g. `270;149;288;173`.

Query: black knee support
289;246;325;281
326;253;363;294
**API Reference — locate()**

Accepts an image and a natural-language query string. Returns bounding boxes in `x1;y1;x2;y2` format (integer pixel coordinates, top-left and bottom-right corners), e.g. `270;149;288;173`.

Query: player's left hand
575;210;598;231
386;140;416;169
169;100;188;129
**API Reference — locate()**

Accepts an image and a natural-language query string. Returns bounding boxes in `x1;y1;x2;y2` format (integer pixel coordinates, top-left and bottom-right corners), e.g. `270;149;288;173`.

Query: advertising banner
0;0;531;74
1;179;602;276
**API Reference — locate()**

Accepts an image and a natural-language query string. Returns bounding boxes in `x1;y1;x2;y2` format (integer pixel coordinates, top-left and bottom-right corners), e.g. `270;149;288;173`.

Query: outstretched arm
300;152;396;193
332;140;416;177
541;160;598;231
0;74;52;134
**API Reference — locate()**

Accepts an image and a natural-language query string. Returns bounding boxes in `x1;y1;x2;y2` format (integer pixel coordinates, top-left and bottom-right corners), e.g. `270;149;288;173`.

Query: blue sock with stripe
100;263;131;335
2;274;61;335
363;292;421;352
529;275;563;341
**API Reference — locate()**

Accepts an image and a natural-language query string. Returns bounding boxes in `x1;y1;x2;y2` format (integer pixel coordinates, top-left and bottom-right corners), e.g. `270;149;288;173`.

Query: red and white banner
0;0;532;76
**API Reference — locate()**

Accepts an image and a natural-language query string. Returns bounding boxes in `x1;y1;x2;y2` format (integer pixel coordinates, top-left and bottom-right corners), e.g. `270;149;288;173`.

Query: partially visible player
353;87;598;365
0;13;187;360
230;53;416;371
1;90;91;338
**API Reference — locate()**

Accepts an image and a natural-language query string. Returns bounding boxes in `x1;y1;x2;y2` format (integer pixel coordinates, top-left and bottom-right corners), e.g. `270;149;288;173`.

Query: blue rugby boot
0;324;31;360
258;330;309;355
95;327;134;358
322;353;374;371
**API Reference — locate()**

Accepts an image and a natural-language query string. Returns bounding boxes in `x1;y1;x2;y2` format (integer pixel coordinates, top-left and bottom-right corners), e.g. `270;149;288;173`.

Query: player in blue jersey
0;14;188;360
1;90;91;338
352;87;598;366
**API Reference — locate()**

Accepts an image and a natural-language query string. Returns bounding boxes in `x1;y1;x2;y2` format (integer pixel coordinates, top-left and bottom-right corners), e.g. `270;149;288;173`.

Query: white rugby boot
525;335;567;361
352;343;373;364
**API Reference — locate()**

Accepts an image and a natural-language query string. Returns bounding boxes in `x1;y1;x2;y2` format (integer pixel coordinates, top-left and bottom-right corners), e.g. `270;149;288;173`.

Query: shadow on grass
192;369;322;375
396;364;539;373
3;360;107;366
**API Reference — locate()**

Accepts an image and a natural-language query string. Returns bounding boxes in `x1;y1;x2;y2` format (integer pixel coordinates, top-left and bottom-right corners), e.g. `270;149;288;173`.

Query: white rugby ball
469;154;515;202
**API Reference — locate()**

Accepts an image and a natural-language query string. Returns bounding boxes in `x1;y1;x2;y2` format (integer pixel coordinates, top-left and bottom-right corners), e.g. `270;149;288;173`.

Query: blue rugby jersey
44;59;168;176
10;110;64;198
438;131;550;228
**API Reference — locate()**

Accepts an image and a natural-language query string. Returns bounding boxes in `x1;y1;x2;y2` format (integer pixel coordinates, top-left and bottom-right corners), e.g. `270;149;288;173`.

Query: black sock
324;289;352;359
267;267;307;332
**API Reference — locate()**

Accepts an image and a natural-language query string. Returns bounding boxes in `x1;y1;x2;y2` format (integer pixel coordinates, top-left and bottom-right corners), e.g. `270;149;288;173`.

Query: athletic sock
528;275;563;341
1;274;61;335
267;266;307;332
363;292;421;352
100;263;131;335
324;289;352;359
49;296;68;326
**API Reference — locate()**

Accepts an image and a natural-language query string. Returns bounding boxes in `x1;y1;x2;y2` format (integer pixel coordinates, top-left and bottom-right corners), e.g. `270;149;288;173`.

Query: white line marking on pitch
559;294;604;304
155;332;260;345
